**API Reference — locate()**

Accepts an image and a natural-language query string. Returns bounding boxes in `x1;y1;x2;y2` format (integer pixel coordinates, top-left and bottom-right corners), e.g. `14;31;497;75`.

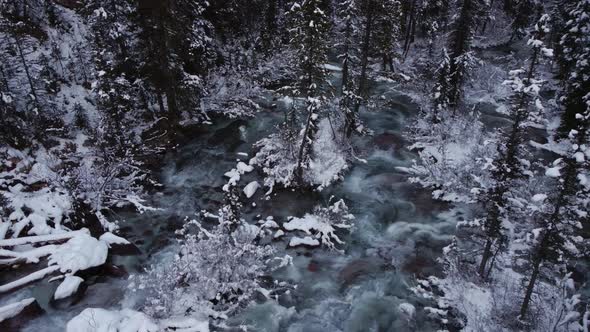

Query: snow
0;265;60;293
223;161;255;192
66;308;159;332
48;234;108;274
321;63;342;71
160;317;209;332
283;199;354;250
0;298;36;322
545;166;561;178
5;185;72;237
288;236;320;247
237;161;253;173
306;118;348;190
398;302;416;319
243;181;260;198
532;194;547;202
54;275;84;300
99;232;130;246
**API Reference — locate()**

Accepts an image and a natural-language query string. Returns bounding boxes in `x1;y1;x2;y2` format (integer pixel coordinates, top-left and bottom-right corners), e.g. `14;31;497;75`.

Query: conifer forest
0;0;589;331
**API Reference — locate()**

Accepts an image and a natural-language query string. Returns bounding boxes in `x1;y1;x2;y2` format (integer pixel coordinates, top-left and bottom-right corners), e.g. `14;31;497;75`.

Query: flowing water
16;73;461;332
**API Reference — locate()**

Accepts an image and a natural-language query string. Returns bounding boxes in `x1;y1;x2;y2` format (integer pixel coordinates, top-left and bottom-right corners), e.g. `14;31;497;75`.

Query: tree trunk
519;260;540;319
402;0;417;60
14;34;41;114
350;3;373;133
340;22;351;95
296;100;315;183
478;238;493;277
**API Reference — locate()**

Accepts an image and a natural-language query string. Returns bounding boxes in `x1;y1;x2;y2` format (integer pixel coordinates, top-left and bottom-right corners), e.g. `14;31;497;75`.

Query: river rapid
18;69;461;332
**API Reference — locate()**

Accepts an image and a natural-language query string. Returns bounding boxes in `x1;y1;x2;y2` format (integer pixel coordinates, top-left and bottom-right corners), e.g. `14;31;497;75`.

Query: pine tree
288;0;331;183
135;0;214;142
88;1;139;155
374;0;401;71
335;0;360;96
419;0;449;55
335;0;363;138
445;0;481;109
556;0;590;139
518;105;589;319
346;0;399;135
432;48;451;123
477;15;551;278
509;0;541;41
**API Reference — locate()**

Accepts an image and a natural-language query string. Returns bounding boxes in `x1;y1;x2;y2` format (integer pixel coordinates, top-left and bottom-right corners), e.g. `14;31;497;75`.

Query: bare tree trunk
0;64;10;92
14;34;41;114
348;3;373;137
340;22;351;95
519;260;540;319
402;0;417;60
478;238;493;277
296;100;316;183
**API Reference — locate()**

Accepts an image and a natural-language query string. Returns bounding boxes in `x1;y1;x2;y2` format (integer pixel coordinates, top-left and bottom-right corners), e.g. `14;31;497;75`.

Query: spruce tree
288;0;331;183
445;0;480;109
556;0;590;139
518;104;589;319
477;15;551;278
135;0;214;142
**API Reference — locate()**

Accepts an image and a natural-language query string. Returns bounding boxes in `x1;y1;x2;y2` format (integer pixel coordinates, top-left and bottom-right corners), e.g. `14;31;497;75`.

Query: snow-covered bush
131;220;278;320
405;111;497;202
250;129;298;190
252;49;297;90
202;67;263;119
283;198;354;252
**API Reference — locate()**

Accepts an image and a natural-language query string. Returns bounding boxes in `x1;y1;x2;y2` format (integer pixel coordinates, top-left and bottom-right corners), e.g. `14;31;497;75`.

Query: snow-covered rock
99;232;130;246
66;308;158;332
0;298;37;322
54;275;84;300
288;236;320;247
243;181;260;198
398;302;416;319
48;234;108;274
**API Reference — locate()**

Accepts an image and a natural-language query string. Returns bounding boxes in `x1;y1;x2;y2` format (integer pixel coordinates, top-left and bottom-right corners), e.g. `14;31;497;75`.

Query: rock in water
0;298;44;331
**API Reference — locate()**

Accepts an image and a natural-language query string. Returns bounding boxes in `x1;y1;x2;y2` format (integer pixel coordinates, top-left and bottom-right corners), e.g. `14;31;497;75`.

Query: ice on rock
54;275;84;300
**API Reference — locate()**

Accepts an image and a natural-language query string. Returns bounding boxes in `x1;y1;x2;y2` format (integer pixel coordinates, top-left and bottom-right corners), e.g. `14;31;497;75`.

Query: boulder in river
0;298;44;331
338;258;382;288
